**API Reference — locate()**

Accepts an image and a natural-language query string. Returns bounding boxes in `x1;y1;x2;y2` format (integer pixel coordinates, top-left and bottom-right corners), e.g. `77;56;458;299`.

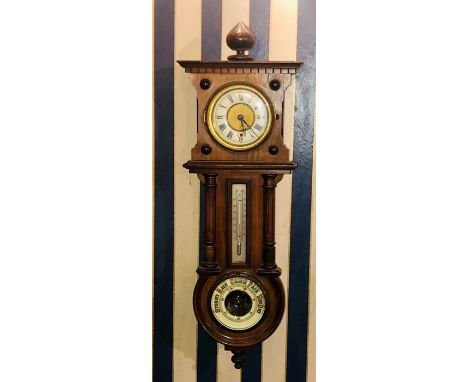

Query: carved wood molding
183;160;298;172
178;60;303;74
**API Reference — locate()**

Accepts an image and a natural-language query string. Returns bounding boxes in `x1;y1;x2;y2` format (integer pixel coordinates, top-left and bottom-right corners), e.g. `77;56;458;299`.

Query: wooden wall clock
178;22;302;369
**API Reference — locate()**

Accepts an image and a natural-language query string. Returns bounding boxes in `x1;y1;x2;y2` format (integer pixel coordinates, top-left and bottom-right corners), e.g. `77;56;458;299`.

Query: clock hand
237;114;250;130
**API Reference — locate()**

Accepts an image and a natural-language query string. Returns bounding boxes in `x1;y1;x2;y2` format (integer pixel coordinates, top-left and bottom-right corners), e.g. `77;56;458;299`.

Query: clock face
206;84;273;151
211;275;266;331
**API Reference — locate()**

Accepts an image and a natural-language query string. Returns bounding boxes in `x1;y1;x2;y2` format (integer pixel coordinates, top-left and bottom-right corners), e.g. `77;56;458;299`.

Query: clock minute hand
238;114;250;130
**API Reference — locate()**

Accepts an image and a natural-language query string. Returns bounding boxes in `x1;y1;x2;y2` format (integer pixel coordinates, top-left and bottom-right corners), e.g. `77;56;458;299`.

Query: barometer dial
210;275;266;331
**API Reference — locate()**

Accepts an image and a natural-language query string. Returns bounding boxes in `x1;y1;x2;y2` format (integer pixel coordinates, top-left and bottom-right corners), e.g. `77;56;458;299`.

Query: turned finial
231;350;246;369
226;22;256;61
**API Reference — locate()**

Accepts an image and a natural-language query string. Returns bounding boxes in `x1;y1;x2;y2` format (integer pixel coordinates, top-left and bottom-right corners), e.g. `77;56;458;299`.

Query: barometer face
206;84;273;151
210;275;266;331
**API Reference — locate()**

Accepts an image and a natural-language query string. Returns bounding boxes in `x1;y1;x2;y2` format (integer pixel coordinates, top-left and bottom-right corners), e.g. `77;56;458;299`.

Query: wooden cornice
177;60;303;74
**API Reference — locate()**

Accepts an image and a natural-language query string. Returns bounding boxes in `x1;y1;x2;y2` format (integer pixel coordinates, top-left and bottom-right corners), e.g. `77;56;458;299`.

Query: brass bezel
206;83;273;151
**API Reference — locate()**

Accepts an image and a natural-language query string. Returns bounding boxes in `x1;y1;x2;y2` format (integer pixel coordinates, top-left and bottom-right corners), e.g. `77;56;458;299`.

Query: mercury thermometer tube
232;184;247;264
237;190;243;255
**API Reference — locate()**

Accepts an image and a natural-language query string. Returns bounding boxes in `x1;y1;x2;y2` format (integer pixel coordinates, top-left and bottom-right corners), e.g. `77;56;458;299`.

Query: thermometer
231;184;247;263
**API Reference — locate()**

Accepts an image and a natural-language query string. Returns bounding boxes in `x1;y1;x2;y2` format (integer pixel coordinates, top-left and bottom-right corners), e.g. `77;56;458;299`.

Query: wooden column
198;173;220;274
258;174;281;277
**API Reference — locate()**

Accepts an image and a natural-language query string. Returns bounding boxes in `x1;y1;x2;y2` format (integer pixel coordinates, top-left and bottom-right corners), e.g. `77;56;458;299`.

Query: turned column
257;174;281;277
198;173;220;274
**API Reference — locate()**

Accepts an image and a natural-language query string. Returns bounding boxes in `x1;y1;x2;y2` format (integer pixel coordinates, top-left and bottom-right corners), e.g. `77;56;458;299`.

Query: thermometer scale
231;183;247;264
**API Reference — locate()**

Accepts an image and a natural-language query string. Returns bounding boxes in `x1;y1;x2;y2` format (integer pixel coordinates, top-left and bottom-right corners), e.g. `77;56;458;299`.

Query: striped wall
154;1;315;381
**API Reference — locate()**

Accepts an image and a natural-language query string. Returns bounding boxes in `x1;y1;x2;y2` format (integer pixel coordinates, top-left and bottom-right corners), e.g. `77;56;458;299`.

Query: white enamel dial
211;276;266;331
206;84;273;151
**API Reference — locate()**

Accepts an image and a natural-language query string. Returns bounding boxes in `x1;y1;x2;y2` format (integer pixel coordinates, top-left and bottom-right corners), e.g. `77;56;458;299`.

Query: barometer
210;274;266;331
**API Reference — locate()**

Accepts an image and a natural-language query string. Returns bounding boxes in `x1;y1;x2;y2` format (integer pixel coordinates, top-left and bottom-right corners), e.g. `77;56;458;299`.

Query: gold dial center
227;103;255;131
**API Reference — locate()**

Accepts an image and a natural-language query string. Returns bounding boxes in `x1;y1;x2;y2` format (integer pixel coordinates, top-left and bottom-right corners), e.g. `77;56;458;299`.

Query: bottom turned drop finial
231;351;245;369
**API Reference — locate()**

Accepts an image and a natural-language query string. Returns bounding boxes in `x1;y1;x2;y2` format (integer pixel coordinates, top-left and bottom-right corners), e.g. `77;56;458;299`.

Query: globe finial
226;22;256;61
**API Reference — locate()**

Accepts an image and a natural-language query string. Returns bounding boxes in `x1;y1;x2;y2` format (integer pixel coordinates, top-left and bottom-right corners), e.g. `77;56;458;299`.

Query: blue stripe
286;0;316;380
153;0;175;380
197;1;222;381
249;0;270;60
197;326;217;381
202;0;222;60
242;344;262;382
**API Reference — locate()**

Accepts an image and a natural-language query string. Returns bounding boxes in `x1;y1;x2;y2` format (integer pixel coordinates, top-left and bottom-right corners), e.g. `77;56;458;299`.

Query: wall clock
206;83;273;151
178;22;302;369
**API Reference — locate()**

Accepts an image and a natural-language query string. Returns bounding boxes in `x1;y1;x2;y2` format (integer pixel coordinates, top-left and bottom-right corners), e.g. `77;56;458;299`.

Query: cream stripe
307;127;316;382
173;1;202;381
217;343;240;382
221;0;250;60
262;1;298;381
217;1;250;380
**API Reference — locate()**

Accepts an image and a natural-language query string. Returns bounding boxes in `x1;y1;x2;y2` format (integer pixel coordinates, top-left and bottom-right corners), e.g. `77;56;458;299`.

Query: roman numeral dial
206;84;273;151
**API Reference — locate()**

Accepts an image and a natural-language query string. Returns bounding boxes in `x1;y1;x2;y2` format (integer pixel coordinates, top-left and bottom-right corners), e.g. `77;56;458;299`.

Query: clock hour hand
237;114;250;130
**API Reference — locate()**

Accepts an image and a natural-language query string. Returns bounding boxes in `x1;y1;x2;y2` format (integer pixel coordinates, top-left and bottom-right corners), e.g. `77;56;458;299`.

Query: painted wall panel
173;0;202;381
153;0;174;380
286;0;316;378
262;2;298;381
